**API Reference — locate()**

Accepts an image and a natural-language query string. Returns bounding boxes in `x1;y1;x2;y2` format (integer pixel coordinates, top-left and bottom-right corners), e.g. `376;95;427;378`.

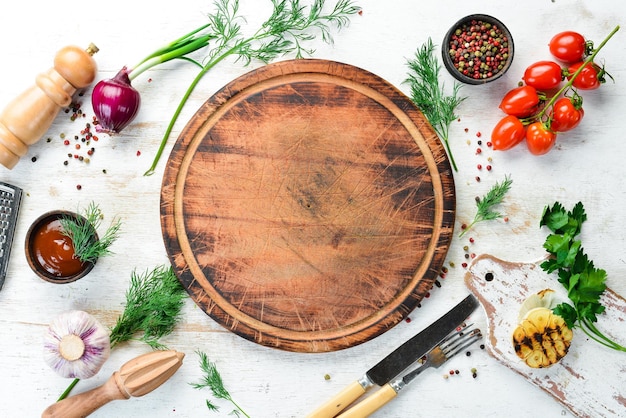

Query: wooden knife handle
306;380;368;418
335;384;397;418
41;372;128;418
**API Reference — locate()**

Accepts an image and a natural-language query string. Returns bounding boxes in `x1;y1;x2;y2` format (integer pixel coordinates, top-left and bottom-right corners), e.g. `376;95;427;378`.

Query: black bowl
442;14;514;85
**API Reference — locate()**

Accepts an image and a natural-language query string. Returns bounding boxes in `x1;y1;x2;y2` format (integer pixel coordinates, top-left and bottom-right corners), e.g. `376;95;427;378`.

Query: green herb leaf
553;302;577;329
191;350;250;417
459;174;512;237
405;37;466;172
60;201;122;264
143;0;361;176
109;265;187;349
540;201;625;352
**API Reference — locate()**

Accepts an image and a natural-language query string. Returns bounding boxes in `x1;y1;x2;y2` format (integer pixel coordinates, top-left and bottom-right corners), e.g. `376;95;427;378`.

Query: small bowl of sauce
25;210;98;283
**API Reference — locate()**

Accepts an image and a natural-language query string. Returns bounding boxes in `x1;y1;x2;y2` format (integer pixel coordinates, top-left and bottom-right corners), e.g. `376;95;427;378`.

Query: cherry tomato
499;86;541;118
491;115;526;151
526;122;556;155
549;31;587;64
567;61;602;90
523;61;563;90
550;97;584;132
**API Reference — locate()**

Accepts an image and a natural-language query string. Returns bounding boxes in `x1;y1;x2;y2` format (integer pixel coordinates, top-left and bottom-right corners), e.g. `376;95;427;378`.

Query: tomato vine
492;25;620;155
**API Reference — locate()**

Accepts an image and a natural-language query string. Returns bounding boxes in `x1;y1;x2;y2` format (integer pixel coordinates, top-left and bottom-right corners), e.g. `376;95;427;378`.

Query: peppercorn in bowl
442;14;514;84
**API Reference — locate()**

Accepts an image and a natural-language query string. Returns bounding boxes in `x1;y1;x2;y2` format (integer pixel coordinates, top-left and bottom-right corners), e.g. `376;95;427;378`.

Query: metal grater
0;182;22;290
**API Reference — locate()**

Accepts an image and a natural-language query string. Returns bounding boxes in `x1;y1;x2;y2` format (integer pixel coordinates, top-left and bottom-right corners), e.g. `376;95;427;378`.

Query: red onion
91;67;140;133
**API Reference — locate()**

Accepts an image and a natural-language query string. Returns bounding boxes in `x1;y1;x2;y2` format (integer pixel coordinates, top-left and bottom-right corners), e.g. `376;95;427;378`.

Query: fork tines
440;325;482;357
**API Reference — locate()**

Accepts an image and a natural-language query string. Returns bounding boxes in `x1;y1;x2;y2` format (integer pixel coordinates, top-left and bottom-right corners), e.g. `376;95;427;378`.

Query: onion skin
91;67;140;133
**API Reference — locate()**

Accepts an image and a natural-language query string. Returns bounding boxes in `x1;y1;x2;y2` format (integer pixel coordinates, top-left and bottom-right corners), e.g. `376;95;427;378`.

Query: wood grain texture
465;254;626;418
161;59;455;352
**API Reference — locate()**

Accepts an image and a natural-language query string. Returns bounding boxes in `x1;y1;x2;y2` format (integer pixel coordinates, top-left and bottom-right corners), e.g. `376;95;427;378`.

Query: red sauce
32;219;85;277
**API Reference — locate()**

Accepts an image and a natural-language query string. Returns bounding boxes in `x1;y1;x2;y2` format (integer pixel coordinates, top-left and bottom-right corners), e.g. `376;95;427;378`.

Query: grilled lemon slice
512;305;573;368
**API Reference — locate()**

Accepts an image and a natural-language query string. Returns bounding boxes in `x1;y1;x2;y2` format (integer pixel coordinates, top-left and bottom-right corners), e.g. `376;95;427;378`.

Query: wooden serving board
466;254;626;418
160;59;455;352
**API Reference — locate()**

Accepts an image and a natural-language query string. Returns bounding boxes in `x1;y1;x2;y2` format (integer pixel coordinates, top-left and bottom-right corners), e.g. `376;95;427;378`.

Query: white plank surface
0;1;625;417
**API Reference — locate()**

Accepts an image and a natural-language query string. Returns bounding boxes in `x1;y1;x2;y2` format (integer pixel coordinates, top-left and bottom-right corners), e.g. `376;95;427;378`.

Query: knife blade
306;294;479;418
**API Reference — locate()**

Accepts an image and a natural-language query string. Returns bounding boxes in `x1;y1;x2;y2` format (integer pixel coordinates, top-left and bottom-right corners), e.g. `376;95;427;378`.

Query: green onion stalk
90;0;360;175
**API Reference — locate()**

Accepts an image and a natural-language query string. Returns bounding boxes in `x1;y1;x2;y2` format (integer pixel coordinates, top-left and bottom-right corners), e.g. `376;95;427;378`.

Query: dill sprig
109;265;187;349
459;174;513;238
144;0;361;176
60;201;122;264
191;350;250;417
58;265;187;401
405;37;466;172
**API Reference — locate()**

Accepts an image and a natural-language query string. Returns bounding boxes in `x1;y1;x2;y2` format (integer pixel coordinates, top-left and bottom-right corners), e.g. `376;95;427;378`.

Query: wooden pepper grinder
41;350;185;418
0;43;98;169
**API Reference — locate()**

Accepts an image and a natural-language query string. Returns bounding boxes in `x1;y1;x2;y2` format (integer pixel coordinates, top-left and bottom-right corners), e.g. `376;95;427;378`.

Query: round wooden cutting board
160;59;455;352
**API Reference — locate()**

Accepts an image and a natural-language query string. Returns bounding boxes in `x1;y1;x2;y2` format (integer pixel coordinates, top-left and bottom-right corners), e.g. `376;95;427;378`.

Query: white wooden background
0;1;625;417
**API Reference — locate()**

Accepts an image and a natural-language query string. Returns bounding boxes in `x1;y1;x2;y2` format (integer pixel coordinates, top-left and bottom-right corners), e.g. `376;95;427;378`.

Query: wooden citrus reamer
42;350;185;418
0;43;98;169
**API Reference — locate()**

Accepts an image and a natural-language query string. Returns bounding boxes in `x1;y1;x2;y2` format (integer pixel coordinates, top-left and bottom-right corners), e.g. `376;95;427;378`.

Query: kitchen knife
306;294;479;418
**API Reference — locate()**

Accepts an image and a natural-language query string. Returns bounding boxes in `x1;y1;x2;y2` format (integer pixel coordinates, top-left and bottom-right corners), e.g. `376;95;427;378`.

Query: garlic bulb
512;290;573;368
43;310;111;379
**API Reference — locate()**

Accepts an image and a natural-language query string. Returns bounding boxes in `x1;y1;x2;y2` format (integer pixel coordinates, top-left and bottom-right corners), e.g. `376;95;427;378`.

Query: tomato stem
535;25;620;122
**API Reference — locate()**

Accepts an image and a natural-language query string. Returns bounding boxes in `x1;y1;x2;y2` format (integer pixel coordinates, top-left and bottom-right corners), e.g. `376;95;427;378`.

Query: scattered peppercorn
31;156;37;162
447;19;510;80
76;184;82;190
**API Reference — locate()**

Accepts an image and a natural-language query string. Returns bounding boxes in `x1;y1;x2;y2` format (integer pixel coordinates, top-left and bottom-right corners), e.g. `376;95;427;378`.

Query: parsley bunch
540;201;626;352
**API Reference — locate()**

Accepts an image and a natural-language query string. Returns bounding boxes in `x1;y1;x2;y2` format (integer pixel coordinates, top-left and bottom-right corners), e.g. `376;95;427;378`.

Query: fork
335;326;482;418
